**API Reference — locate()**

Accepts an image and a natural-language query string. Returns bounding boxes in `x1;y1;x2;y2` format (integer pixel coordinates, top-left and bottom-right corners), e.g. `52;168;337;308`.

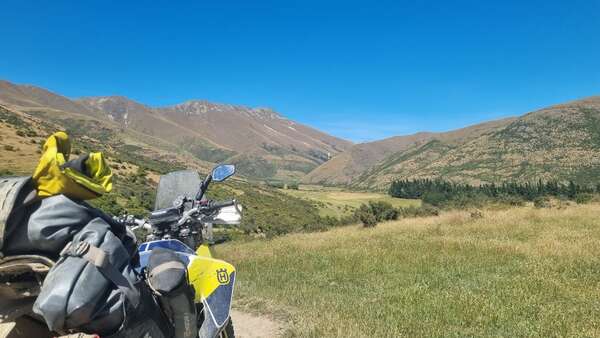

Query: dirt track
0;310;284;338
230;309;284;338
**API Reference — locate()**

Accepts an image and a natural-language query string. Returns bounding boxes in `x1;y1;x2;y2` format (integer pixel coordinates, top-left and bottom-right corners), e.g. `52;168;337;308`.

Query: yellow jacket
32;132;112;200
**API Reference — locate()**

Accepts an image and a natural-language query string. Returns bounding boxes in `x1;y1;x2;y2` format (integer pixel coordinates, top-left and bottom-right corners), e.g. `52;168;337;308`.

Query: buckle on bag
60;241;91;257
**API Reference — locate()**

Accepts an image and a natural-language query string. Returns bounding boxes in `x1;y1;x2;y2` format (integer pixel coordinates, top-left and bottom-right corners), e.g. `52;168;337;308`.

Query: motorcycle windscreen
154;170;202;210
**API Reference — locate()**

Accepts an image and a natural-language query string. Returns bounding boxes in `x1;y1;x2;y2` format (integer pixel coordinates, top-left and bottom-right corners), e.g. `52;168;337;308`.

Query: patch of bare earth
231;309;285;338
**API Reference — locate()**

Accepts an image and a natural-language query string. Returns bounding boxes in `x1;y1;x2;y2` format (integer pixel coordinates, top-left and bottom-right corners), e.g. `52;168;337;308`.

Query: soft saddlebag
0;176;35;254
32;217;140;335
147;247;197;338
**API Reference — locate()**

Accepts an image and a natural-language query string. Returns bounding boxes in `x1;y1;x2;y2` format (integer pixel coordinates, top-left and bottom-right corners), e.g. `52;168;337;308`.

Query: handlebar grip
210;199;236;210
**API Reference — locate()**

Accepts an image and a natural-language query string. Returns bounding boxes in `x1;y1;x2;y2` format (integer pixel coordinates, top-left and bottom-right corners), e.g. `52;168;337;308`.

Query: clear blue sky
1;0;599;142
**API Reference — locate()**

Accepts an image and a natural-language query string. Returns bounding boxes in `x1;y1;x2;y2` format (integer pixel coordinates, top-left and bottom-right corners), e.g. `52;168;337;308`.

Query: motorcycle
0;164;242;338
127;164;242;338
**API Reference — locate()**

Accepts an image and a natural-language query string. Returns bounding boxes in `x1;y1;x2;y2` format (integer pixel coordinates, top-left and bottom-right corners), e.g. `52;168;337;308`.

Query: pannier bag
0;176;35;255
147;247;198;338
105;280;173;338
33;217;140;335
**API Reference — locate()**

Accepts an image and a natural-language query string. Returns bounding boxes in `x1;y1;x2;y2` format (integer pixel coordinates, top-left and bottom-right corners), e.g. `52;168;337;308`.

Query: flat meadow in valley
279;185;420;218
216;204;600;337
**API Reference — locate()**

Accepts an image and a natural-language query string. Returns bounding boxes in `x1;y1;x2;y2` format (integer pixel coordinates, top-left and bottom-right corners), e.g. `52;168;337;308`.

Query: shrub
353;201;400;227
534;196;551;209
575;193;594;204
470;210;484;219
398;205;440;218
358;211;377;227
266;181;285;189
497;194;526;206
367;201;398;222
3;145;15;151
0;169;14;176
448;193;487;209
422;192;448;207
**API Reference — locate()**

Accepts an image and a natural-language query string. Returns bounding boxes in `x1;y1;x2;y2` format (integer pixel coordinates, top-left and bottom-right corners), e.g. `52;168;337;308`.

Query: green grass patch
216;205;600;337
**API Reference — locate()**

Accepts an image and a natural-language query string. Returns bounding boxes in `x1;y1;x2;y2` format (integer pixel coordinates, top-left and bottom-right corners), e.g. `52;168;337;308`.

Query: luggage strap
60;241;140;307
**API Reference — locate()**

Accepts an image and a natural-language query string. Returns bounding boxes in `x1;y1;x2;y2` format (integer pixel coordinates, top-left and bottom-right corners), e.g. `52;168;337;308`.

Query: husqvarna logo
216;268;230;284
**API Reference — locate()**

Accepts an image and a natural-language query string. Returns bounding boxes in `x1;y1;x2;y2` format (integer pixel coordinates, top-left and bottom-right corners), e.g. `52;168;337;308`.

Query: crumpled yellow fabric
32;132;113;200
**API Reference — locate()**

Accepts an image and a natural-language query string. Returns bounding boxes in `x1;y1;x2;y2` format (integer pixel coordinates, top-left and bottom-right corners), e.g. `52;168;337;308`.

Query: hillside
0;80;352;180
305;96;600;189
304;118;516;186
0;103;339;236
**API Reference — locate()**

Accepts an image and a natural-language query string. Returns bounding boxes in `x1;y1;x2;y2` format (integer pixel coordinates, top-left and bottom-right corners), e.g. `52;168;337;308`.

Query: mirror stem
196;175;212;201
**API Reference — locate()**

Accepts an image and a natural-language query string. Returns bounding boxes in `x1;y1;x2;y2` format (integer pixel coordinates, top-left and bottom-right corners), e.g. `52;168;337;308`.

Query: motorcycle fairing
188;251;235;337
138;241;235;338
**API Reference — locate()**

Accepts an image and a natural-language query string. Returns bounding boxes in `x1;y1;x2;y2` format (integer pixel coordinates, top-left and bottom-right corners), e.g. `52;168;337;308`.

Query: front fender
188;251;235;338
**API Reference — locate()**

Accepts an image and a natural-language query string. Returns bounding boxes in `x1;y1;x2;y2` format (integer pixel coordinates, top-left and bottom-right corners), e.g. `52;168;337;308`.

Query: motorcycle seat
0;255;55;323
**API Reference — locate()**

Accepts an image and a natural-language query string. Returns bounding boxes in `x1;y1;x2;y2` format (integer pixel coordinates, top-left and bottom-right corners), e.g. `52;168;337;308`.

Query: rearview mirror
211;164;236;182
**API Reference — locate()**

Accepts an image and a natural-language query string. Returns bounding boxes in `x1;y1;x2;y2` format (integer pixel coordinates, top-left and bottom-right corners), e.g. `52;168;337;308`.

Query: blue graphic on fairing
206;271;235;327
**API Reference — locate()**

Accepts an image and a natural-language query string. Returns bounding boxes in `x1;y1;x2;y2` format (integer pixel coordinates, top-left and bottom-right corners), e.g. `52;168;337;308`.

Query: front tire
219;320;235;338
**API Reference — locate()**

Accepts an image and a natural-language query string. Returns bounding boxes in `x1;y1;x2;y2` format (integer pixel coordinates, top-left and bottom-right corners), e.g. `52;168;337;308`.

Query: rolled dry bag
33;217;140;335
147;247;197;338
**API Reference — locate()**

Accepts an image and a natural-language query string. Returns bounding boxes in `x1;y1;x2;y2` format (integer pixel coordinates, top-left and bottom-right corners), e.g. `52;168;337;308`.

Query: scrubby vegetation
265;180;299;190
354;200;440;227
89;167;156;216
232;155;277;179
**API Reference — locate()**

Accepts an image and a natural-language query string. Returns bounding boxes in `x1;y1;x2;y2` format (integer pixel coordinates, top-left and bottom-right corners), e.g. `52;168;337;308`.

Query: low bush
533;196;551;209
0;169;15;176
357;210;377;227
398;205;440;218
496;194;526;206
575;193;594;204
354;201;399;227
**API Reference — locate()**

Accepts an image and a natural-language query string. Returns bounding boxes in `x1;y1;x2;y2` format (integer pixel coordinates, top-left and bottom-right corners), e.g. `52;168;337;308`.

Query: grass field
216;204;600;337
279;185;420;218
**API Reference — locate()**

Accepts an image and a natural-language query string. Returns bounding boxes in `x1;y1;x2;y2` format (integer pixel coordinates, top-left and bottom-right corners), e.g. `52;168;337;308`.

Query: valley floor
216;203;600;337
279;185;420;218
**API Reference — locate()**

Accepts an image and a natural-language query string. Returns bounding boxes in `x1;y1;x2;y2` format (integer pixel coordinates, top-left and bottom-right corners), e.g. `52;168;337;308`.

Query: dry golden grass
280;187;420;218
216;204;600;337
0;122;42;174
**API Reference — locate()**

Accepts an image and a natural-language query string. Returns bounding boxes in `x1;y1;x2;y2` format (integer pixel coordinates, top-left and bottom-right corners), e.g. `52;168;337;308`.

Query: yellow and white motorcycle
131;164;242;338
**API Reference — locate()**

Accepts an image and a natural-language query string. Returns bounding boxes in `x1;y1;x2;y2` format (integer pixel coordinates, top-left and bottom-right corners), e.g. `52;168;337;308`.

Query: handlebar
176;199;237;227
121;199;238;230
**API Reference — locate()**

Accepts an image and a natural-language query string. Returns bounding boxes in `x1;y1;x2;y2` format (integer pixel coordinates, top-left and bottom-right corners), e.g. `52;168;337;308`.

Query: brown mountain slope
304;118;516;186
0;80;102;118
77;97;352;179
301;132;436;185
350;96;600;189
0;80;352;180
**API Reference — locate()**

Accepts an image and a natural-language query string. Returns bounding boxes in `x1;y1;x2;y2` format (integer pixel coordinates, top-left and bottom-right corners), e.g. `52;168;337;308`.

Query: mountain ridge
0;79;352;180
304;96;600;188
3;79;600;188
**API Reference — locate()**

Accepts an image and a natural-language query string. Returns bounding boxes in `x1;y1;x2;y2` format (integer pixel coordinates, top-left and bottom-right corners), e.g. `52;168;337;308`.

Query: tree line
389;178;598;206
